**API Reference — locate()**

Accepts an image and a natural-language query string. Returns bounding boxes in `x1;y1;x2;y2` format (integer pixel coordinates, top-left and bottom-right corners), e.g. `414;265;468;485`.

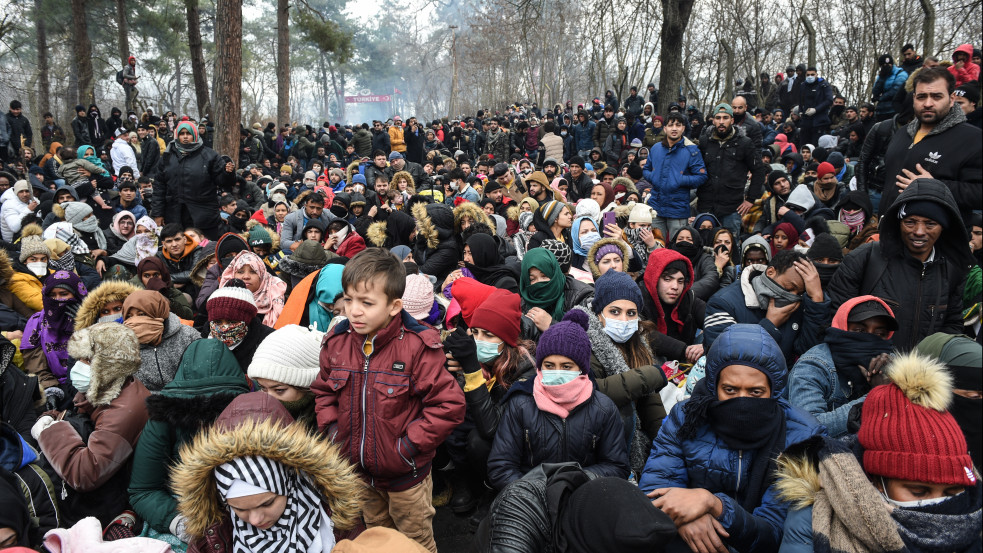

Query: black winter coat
139;137;161;177
487;377;629;490
697;126;767;219
152;144;235;239
0;337;41;445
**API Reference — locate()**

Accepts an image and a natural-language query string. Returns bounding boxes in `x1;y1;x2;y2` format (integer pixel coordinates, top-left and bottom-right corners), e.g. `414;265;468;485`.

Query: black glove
443;325;480;374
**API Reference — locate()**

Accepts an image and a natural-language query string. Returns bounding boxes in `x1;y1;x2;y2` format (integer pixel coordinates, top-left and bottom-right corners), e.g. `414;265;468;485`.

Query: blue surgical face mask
98;314;123;324
580;231;601;250
805;76;817;84
70;360;92;393
475;339;503;364
541;369;580;386
602;317;638;343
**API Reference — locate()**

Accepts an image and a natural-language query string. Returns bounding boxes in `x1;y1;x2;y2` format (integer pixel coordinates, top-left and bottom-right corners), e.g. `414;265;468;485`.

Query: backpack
115;70;124;85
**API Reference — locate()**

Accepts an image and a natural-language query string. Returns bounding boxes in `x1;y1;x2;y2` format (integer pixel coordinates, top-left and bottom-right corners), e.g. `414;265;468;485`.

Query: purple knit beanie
536;310;591;373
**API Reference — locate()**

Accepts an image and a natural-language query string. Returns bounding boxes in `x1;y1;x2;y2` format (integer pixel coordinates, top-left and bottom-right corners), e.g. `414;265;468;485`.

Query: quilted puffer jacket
638;325;826;552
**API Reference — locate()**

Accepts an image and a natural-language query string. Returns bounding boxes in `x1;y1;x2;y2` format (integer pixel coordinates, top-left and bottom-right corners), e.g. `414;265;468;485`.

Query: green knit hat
248;225;273;248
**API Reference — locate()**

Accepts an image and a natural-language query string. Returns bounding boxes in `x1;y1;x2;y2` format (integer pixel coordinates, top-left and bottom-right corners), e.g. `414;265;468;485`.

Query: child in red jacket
312;247;465;552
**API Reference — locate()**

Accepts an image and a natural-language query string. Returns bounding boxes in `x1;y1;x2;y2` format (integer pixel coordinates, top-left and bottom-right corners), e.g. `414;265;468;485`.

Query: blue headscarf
77;144;109;175
308;264;345;332
570;215;599;256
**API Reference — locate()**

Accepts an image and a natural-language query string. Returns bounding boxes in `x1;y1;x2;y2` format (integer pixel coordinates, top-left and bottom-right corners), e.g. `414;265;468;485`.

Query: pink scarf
532;372;593;419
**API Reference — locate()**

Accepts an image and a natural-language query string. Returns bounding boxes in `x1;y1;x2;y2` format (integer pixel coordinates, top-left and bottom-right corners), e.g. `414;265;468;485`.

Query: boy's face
344;278;402;336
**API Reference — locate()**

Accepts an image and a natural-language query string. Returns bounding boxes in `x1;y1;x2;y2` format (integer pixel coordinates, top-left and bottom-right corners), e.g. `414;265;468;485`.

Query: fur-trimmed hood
243;220;282;253
411;202;454;250
172;395;362;538
366;221;388;247
391;170;416;194
0;249;13;287
345;161;361;185
586;237;630;279
453;201;494;234
74;280;140;330
67;322;141;407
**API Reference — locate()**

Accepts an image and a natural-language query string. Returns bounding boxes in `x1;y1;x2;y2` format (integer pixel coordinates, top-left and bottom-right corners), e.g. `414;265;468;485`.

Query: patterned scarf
220;252;287;327
214;455;332;553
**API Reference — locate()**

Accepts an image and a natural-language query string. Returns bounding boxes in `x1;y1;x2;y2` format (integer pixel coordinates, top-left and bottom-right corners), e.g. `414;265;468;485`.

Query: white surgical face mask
27;262;48;277
805;76;817;84
879;477;960;508
602;317;638;343
70;360;92;393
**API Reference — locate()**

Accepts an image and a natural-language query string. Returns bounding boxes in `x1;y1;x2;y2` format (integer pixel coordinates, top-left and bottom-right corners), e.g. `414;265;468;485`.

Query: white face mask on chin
879;476;960;508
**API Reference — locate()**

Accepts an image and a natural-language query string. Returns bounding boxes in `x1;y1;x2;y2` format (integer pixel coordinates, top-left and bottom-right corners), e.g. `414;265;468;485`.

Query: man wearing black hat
872;54;909;121
829;178;975;351
593;105;616;149
71;105;91;147
564;156;593;203
779;64;806;115
953;84;981;128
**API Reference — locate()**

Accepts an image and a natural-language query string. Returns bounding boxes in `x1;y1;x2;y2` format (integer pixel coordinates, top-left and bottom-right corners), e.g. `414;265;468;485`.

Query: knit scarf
839;208;866;234
210;320;249;349
532;372;593;419
823;328;894;400
24;271;87;383
751;273;802;310
214;455;333;553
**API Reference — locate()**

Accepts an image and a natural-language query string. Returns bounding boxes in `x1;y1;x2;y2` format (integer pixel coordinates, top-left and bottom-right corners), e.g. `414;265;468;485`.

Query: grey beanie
61;201;93;225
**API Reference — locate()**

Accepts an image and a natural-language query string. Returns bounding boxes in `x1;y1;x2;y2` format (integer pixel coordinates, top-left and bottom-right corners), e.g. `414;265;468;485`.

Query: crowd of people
0;43;980;553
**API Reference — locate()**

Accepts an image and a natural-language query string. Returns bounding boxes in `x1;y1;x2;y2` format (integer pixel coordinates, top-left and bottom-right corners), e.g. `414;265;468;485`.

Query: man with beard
483;117;510;163
879;67;982;220
872;54;909;122
541;157;560;181
385;150;426;185
697;104;767;237
728;96;762;152
779;64;806;115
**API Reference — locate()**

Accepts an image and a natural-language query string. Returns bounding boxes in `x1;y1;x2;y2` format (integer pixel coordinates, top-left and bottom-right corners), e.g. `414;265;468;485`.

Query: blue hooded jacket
639;325;826;552
644;137;707;219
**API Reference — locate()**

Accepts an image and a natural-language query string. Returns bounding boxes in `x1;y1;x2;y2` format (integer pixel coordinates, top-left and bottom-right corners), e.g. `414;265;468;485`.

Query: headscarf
22;271;88;382
465;233;516;287
591;183;615;208
111;210;136;241
214;455;333;553
221;251;287;326
550;177;568;201
770;222;799;256
519;248;566;320
571;216;600;257
123;290;169;346
77;144;109;174
137;256;172;289
171;121;204;156
135;216;160;260
44;221;89;255
136;215;159;236
308;264;344;333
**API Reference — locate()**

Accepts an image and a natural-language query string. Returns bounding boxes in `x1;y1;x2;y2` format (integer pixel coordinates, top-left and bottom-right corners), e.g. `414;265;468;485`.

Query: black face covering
823;328;895;399
330;205;349;219
673;241;700;261
229;215;248;232
829;105;845;119
814;262;840;289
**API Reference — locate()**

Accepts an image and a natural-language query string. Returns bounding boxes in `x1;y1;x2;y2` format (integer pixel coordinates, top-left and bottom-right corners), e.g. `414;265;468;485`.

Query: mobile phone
602;211;617;229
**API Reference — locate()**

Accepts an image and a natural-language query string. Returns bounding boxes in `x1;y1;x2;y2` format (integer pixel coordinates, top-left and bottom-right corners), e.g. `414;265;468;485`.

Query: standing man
71;105;90;147
389;116;406;155
122;56;139;113
697;103;767;237
879;66;982;221
39;112;66;151
900;43;925;75
797;67;834;147
872;54;908;122
6;100;33;156
729;96;763;152
483;117;510;163
645;112;707;240
152;121;235;240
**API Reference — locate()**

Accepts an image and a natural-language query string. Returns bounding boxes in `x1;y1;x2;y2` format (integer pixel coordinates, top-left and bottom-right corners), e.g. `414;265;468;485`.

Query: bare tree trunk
276;0;290;126
800;15;817;68
35;0;50;117
70;0;94;106
116;0;129;63
185;0;210;117
657;0;696;114
721;40;734;101
214;0;242;164
918;0;935;56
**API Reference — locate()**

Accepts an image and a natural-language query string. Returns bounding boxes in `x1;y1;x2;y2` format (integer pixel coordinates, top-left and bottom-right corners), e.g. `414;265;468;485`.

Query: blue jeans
654;217;688;243
868;189;882;216
720;212;743;239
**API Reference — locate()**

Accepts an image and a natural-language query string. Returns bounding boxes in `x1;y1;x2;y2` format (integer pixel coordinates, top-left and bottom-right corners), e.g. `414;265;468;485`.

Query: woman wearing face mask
8;226;52;313
639;324;826;553
777;351;981;553
217;251;286;326
31;322;150;531
443;287;535;513
518;248;572;337
205;280;273;373
570;215;602;273
104;210;136;256
135;256;194;320
170;392;361;553
789;296;897;437
21;271;88;406
123;289;201;392
74;280;139;330
572;270;668;477
669;226;720;301
487;310;629;490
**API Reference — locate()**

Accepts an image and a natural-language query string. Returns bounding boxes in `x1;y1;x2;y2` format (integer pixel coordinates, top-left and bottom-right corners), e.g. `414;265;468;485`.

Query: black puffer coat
486;377;629;490
152;144;235;239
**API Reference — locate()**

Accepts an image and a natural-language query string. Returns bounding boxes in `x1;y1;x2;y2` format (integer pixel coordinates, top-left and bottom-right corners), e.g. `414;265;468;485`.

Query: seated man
157;223;206;297
279;192;334;252
639;324;826;553
788;295;896;437
639;248;706;364
704;250;829;365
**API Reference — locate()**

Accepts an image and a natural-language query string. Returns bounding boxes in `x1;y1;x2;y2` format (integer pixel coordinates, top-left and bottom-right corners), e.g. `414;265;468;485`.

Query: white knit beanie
247;324;325;388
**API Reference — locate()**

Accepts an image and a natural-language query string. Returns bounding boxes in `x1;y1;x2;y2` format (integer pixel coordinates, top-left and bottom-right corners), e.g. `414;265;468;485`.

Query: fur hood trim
345;161;361;184
391;170;416;194
505;204;521;222
293;189;314;207
453;201;493;234
75;280;140;330
586;237;630;279
411;202;439;250
67;322;141;406
0;249;13;286
774;436;826;509
884;351;953;412
146;392;241;430
366;221;388;247
172;417;362;538
241;221;281;252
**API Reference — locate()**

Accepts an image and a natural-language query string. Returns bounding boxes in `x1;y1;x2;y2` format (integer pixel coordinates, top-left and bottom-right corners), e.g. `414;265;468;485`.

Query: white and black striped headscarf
214;455;334;553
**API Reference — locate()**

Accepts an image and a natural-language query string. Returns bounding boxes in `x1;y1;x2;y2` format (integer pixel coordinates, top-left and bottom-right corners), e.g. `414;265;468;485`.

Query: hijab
519;248;566;320
570;216;600;257
770;222;799;256
22;270;87;383
137;256;173;289
135;216;160;260
308;264;344;333
123;290;169;346
111;210;136;241
591;183;615;208
171;121;204;156
77;144;109;174
221;251;287;326
214;455;333;553
465;233;516;287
